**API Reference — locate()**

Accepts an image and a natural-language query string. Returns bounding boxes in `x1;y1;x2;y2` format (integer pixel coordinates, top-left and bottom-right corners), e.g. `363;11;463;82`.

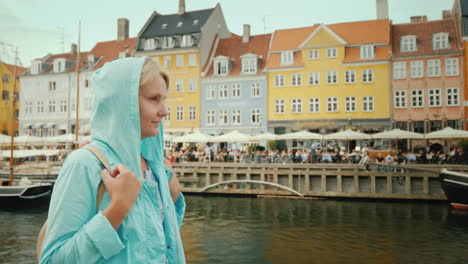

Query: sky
0;0;455;67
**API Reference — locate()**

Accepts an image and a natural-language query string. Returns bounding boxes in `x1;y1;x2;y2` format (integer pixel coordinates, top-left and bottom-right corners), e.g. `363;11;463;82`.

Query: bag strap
83;145;110;210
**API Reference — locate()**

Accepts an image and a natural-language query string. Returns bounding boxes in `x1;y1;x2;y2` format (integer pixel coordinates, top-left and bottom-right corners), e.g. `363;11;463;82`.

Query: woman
40;57;186;263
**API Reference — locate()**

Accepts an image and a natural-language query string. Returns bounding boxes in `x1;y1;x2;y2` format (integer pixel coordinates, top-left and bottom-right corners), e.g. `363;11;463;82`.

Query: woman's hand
101;164;142;229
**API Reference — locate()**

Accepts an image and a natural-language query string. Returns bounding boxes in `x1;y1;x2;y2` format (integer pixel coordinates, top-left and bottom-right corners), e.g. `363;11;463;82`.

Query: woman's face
139;74;168;139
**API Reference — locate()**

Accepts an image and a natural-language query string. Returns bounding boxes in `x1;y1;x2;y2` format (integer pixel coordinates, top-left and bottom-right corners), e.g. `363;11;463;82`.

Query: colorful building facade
0;62;25;136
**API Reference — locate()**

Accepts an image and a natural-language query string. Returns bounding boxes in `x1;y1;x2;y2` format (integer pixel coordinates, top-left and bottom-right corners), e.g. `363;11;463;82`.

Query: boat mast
8;47;18;186
74;21;81;149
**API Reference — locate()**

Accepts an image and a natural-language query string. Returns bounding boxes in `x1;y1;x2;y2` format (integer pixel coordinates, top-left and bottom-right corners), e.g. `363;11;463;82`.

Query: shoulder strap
83;145;109;210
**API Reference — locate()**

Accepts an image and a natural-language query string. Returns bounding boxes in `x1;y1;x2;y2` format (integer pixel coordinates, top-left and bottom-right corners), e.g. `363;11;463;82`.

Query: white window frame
275;74;285;87
291;73;302;86
188;78;196;92
327;71;338;84
189;105;196;121
433;33;450;50
309;98;320;113
308;72;320;85
206;85;216;100
447;88;460;106
393;62;406;79
242;57;257;74
214;60;228;76
327;97;338;112
360;45;375;59
176;106;184;121
401;36;417;52
292;98;302;113
308;49;319;60
394;90;407;109
327;48;337;58
411;90;424;108
427;59;441;77
232;110;241;125
362;69;374;83
176;54;184;68
251;109;261;124
275;99;285;114
362;96;374;112
428;88;442;107
219;84;228;99
232;84;241;98
163;56;171;68
207;110;216;126
345;70;356;84
144;39;156;50
280;51;294;65
166;107;171;121
188;54;196;67
176;79;184;93
445;58;459;76
345;96;356;112
251;83;261;98
410;61;424;78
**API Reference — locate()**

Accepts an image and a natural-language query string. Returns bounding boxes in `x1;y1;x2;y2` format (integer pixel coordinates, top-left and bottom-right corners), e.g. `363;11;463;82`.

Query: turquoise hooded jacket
40;57;186;263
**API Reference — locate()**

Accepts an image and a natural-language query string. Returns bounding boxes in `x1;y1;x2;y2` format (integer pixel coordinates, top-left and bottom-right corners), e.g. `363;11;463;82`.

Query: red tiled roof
3;62;27;77
329;19;391;44
205;33;272;76
269;26;317;51
392;19;462;56
89;37;137;70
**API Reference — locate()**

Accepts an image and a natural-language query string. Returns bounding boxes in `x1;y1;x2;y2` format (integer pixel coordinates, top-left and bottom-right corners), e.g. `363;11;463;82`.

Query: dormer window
241;54;258;74
162;36;175;49
161;24;167;30
193;20;199;25
280;51;293;65
433;33;450;50
401;35;417;52
30;61;41;74
88;54;95;65
360;45;375;59
176;22;183;28
119;52;127;58
214;57;229;76
181;35;193;47
53;58;66;73
144;39;156;50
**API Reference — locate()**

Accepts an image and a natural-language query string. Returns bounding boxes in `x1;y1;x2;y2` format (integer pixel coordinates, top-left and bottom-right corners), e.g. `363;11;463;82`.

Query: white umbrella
46;133;80;143
425;127;468;139
14;135;46;144
324;129;371;140
277;130;323;140
372;129;424;139
249;132;279;141
211;130;250;143
0;134;12;144
163;134;177;142
172;132;213;143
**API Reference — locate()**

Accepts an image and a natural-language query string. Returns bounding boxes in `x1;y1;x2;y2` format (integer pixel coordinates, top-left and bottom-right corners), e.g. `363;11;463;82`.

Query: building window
188;54;196;66
410;60;424;78
163;56;171;68
144;39;156;50
411;90;424;108
427;59;441;77
291;73;302;86
327;71;338;84
327;97;338;112
445;58;459;76
219;84;228;99
308;49;319;60
219;110;228;125
232;84;241;98
447;88;459;106
37;101;44;113
163;36;175;48
275;99;285;114
394;90;407;108
188;78;196;92
345;70;356;84
181;35;193;47
251;109;261;124
308;72;319;85
327;48;337;58
189;105;196;121
428;88;441;107
214;60;228;75
232;110;241;125
49;81;56;91
362;96;374;112
176;79;184;93
161;24;167;30
360;45;374;59
176;106;183;121
393;62;406;79
275;74;285;87
60;100;67;112
362;69;374;83
2;90;9;101
206;85;216;100
309;98;320;113
251;83;260;97
432;33;450;50
166;107;171;121
345;96;356;112
242;58;257;74
292;98;302;113
207;110;216;126
401;36;417;52
2;74;9;83
280;51;294;65
176;55;184;68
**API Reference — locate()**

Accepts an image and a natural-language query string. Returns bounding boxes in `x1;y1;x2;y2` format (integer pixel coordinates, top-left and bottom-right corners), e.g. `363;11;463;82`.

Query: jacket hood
90;57;165;177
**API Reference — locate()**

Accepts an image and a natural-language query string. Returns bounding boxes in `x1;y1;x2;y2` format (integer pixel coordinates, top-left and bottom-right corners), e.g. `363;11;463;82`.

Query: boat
440;169;468;210
0;177;52;201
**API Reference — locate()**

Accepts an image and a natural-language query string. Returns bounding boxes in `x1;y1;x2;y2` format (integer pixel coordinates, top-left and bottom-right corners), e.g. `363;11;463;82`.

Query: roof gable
300;24;346;48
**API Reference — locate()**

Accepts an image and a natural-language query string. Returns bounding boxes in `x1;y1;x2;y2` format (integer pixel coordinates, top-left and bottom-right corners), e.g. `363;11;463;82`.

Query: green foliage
457;140;468;152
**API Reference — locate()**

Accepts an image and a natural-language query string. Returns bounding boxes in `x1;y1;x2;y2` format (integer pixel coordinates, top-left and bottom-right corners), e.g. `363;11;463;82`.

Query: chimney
442;10;452;19
242;24;251;43
70;43;77;55
117;18;129;41
178;0;186;15
376;0;388;19
410;16;427;23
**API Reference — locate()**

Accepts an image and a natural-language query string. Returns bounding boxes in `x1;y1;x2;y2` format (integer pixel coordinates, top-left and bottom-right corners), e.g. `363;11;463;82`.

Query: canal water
1;195;467;264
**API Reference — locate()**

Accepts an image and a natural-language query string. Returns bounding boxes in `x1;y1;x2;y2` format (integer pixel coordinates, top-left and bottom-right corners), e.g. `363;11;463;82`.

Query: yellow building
134;2;230;134
0;62;25;136
266;20;392;134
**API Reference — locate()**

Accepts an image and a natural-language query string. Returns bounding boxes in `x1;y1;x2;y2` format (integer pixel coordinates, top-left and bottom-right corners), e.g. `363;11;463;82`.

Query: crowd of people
165;144;468;165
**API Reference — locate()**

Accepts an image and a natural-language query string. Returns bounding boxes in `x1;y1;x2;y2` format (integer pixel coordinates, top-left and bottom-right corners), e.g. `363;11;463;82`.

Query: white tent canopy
249;132;279;141
45;134;81;143
425;127;468;139
277;130;323;140
0;149;61;158
0;134;12;144
324;129;371;140
163;134;177;142
13;135;46;144
172;132;213;143
211;130;250;143
372;129;424;139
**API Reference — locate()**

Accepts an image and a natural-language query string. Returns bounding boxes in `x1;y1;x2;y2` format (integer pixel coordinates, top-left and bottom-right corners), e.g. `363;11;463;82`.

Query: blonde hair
140;59;170;90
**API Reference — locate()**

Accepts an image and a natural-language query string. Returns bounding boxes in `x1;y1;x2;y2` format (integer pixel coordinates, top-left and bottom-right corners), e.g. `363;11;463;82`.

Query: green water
1;196;467;264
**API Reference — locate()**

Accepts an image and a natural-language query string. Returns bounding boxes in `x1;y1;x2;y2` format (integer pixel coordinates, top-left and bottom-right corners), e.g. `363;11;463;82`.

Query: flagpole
75;21;81;149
